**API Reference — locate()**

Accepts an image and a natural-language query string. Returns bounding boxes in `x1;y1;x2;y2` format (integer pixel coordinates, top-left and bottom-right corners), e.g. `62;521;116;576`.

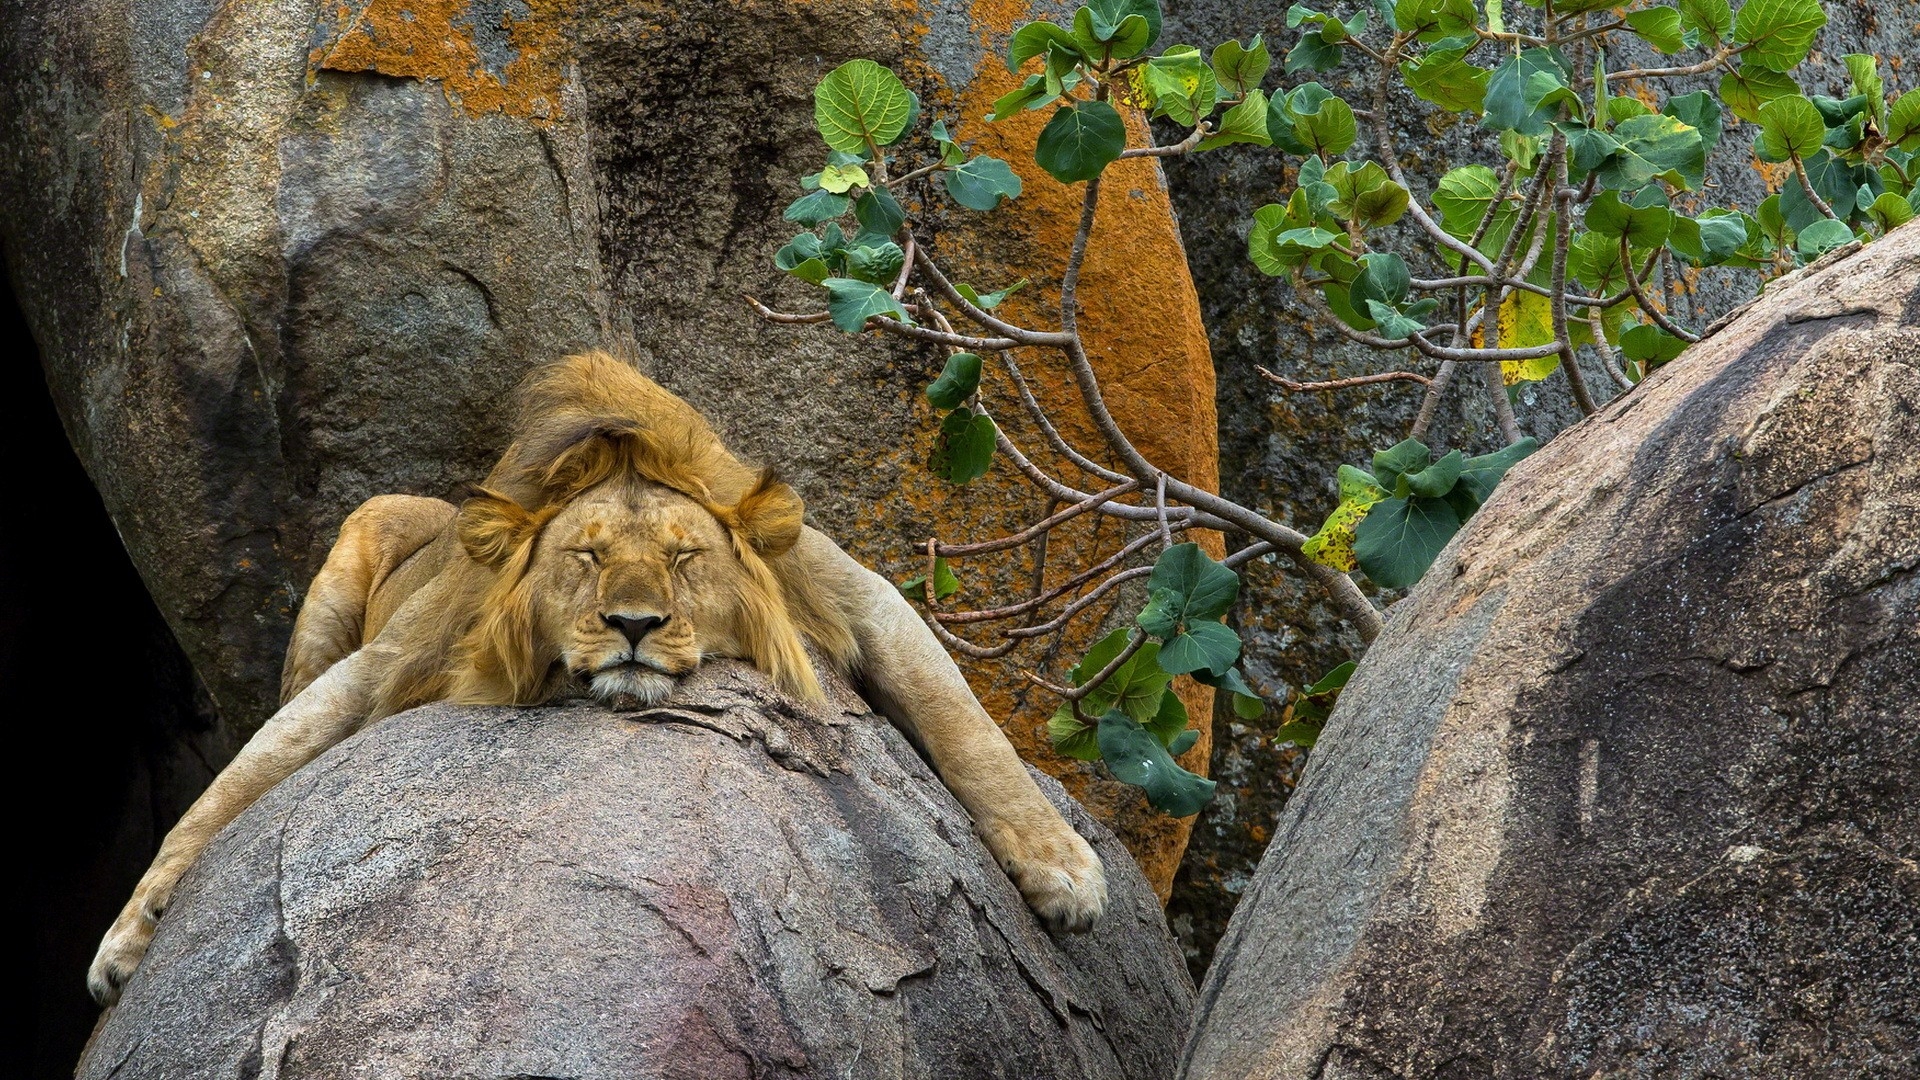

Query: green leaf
1402;44;1491;112
1288;85;1358;156
853;186;906;244
933;406;996;484
774;232;827;277
1674;210;1751;264
1678;0;1733;45
1624;6;1686;51
1034;101;1127;183
1756;94;1825;161
843;242;904;284
1364;299;1430;338
1594;112;1708;191
1484;48;1573;136
1087;0;1164;51
1284;30;1344;74
1326;160;1410;227
1288;660;1356;725
1231;692;1265;720
1350;251;1412;310
1453;437;1538;508
1159;620;1243;678
1138;542;1241;631
1795;217;1855;259
784;188;849;226
1169;727;1202;755
1247;194;1339;275
1663;91;1723;155
989;75;1054;121
1097;711;1216;815
1048;709;1102;760
1779;150;1861;230
1072;7;1152;60
1352;495;1461;588
815;60;916;154
944;155;1023;210
1394;0;1477;42
1719;64;1799;124
1211;35;1272;95
1370;437;1432;494
822;277;911;332
1198;90;1273;151
1846;54;1885;129
1887;89;1920;152
1586;189;1673;247
1144;46;1220;124
925;353;983;410
1007;20;1085;72
898;556;961;603
1143;687;1190;748
1732;0;1826;73
1404;448;1465;498
1868;191;1915;233
1620;323;1687;366
1433;164;1514;257
1068;627;1174;723
955;279;1028;309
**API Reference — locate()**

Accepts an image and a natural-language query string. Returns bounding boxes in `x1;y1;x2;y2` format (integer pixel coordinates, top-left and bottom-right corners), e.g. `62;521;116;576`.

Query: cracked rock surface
78;660;1192;1079
1182;226;1920;1079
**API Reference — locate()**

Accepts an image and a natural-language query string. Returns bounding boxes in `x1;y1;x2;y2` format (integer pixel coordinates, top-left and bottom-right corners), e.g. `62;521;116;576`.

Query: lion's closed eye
672;548;703;570
571;548;600;567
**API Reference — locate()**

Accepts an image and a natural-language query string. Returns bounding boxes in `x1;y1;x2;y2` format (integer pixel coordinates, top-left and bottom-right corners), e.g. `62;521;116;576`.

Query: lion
89;351;1108;1006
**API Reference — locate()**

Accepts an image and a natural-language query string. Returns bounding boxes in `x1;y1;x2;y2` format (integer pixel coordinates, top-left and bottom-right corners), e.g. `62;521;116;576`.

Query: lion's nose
603;612;668;648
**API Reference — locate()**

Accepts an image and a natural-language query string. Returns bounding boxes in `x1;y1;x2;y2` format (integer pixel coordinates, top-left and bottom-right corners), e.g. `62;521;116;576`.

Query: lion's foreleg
88;649;376;1005
798;532;1108;931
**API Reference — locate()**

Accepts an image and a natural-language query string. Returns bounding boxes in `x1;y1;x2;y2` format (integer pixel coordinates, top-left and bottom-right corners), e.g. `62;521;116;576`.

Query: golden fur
91;352;1106;1006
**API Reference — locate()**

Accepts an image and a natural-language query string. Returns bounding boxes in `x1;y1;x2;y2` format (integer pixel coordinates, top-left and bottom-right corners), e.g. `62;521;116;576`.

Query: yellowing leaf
1498;288;1556;348
1304;466;1387;572
1501;355;1562;385
818;163;871;193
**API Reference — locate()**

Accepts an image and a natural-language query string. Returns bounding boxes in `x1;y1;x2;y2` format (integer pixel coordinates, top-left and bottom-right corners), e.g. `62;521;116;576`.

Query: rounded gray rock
80;662;1193;1079
1183;227;1920;1079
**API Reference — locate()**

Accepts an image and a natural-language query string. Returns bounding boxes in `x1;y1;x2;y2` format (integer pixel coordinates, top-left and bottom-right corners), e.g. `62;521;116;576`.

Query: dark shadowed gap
2;257;218;1079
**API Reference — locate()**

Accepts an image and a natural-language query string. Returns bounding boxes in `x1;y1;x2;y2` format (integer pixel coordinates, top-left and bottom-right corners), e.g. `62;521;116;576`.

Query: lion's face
530;481;743;708
450;433;820;709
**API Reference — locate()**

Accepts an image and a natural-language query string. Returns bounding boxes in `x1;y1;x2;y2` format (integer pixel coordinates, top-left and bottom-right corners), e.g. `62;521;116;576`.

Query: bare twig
1257;366;1433;391
1120;122;1209;158
935;481;1141;557
1618;235;1701;343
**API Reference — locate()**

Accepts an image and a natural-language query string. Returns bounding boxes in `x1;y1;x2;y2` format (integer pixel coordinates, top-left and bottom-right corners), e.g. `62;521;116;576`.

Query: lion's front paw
991;822;1109;934
88;898;160;1006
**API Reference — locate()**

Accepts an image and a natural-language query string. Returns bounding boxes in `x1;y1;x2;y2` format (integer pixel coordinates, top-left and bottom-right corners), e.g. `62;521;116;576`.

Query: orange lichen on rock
311;0;571;119
895;0;1223;899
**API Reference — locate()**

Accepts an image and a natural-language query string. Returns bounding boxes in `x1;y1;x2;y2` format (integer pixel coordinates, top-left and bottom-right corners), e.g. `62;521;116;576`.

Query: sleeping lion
89;351;1108;1005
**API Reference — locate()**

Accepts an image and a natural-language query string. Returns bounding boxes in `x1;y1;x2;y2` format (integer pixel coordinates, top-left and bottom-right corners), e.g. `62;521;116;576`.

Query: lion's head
416;352;851;713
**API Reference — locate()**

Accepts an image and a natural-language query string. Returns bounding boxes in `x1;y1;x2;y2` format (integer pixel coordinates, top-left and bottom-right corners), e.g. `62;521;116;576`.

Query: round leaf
925;353;983;410
814;60;915;154
1034;101;1127;183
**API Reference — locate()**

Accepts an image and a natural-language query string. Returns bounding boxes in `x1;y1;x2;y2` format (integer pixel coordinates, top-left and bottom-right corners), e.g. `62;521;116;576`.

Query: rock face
79;660;1193;1079
0;0;1219;890
1182;227;1920;1079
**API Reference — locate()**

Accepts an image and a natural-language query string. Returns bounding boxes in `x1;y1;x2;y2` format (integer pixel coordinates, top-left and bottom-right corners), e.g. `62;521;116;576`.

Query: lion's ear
457;489;538;568
721;469;804;557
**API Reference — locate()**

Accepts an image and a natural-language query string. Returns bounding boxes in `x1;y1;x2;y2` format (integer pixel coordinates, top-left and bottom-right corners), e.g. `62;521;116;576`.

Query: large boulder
1182;228;1920;1079
0;0;1219;890
79;660;1193;1079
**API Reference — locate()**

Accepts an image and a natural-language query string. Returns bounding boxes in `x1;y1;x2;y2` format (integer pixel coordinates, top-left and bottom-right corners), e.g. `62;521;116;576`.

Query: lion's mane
362;352;859;720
